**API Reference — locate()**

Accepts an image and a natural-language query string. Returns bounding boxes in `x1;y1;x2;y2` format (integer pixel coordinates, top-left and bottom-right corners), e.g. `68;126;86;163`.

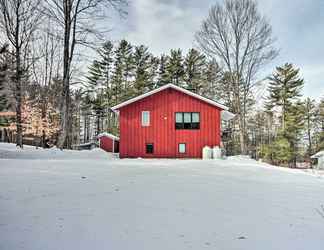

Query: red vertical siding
99;136;119;153
119;88;222;158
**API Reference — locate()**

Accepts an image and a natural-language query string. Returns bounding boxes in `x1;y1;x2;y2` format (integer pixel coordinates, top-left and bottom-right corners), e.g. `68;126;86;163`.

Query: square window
183;112;191;123
176;112;183;123
175;112;184;129
146;143;154;154
142;111;150;126
192;113;200;123
178;143;186;153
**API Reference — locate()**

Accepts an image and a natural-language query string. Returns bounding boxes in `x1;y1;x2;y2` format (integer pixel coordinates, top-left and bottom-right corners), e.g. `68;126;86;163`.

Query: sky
108;0;324;100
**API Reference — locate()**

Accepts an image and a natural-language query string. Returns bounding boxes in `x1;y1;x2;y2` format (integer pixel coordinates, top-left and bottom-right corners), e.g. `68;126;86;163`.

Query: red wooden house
111;84;234;158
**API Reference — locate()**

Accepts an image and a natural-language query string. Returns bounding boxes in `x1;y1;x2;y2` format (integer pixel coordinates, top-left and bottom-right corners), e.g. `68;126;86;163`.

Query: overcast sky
109;0;324;100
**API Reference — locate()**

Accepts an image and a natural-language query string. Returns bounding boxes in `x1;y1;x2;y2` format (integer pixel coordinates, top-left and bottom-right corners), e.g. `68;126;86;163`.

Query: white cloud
121;0;207;54
108;0;324;99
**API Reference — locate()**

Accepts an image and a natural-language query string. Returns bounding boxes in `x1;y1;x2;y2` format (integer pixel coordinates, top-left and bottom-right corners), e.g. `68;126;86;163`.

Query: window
146;143;154;154
175;113;184;129
175;112;200;130
142;111;150;126
183;113;191;129
178;143;186;153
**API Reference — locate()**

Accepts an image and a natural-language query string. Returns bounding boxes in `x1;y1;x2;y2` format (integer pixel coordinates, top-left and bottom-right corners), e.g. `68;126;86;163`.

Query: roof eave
111;83;229;112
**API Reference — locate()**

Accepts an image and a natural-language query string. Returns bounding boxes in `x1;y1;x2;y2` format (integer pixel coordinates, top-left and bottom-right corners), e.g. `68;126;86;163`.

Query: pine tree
202;60;224;100
111;40;133;105
0;67;8;112
148;56;159;90
184;49;206;93
267;63;304;130
133;45;151;95
157;55;170;87
0;46;12;127
284;101;305;166
97;41;115;131
166;49;184;86
98;41;114;105
86;60;102;91
266;63;305;166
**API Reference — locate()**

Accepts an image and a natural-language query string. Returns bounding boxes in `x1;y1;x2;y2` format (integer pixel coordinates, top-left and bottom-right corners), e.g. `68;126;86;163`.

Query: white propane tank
202;146;212;159
212;146;222;159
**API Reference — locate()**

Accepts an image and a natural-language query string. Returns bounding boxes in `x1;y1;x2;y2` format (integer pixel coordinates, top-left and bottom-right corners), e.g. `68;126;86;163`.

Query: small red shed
98;133;119;153
112;84;234;158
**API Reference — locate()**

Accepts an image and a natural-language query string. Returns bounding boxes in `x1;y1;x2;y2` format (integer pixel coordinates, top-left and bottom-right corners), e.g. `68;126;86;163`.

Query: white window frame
178;143;186;154
142;111;150;126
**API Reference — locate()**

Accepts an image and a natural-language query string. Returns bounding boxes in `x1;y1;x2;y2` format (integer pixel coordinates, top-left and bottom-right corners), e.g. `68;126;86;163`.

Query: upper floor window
142;111;150;126
175;112;200;130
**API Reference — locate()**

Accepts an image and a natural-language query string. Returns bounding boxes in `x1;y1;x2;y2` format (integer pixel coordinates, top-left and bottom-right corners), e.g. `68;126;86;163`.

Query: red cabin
98;133;119;153
112;84;234;158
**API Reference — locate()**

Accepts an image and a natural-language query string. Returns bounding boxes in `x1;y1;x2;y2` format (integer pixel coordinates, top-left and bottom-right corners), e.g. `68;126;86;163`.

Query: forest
0;0;323;167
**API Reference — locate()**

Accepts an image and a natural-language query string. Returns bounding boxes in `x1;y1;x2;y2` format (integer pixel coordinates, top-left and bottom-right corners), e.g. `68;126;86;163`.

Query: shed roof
97;132;120;141
311;151;324;159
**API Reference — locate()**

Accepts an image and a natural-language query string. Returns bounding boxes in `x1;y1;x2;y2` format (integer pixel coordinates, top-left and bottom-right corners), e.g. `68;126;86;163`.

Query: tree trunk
56;76;70;149
238;117;246;155
56;0;71;149
307;117;312;157
14;1;23;148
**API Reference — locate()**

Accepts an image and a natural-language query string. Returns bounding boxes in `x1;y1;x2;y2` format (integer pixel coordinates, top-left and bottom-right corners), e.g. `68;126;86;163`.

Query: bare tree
30;18;62;147
44;0;126;149
196;0;278;154
0;0;42;147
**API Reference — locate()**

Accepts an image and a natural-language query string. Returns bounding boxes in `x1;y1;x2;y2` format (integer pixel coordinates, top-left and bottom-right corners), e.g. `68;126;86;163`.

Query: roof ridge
111;83;229;111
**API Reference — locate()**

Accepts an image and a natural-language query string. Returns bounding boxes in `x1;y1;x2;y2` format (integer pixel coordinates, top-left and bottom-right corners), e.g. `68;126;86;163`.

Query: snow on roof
97;132;119;141
221;110;236;121
111;83;229;111
311;151;324;159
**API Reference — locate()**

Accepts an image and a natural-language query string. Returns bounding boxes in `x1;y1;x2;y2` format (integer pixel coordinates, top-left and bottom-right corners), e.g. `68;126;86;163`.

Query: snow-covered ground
1;143;324;250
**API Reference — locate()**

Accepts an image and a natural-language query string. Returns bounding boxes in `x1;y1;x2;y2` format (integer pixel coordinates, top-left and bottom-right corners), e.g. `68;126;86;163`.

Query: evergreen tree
157;55;170;87
86;60;102;90
202;60;225;101
0;47;12;127
266;63;305;166
0;66;8;112
184;49;206;93
123;48;134;99
98;41;114;105
111;40;133;104
267;63;304;130
166;49;184;86
148;56;159;90
284;101;305;166
85;60;105;135
133;45;151;95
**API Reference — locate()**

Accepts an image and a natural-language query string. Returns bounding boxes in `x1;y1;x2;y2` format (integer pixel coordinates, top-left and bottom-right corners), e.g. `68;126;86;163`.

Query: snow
311;151;324;158
1;143;324;250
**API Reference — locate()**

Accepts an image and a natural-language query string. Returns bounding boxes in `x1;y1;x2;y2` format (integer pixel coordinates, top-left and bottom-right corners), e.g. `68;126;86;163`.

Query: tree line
81;40;223;137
